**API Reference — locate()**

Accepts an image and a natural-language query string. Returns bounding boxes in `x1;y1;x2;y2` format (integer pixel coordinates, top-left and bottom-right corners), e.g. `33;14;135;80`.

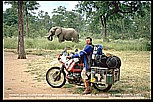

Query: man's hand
66;56;72;59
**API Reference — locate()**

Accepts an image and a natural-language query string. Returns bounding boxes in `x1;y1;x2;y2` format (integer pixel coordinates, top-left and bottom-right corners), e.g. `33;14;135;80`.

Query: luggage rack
91;66;120;84
91;67;108;70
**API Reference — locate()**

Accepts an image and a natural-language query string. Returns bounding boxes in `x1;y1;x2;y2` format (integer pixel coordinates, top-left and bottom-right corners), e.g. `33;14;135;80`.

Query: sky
3;1;79;17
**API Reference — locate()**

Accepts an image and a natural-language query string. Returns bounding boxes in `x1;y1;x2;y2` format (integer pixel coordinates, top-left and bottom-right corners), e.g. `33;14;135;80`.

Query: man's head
85;37;92;45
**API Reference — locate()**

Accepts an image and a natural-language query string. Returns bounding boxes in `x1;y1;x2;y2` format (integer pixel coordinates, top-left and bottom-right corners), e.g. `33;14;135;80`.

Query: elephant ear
55;27;62;36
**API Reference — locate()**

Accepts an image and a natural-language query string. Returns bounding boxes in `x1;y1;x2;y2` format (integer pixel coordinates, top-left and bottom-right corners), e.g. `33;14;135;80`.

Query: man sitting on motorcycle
67;37;93;94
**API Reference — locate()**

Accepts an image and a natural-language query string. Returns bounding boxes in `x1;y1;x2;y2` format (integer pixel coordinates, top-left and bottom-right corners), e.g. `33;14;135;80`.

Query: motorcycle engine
67;72;81;81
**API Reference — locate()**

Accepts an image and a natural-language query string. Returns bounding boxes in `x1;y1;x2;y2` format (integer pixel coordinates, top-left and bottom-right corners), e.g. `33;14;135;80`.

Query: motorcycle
46;47;121;92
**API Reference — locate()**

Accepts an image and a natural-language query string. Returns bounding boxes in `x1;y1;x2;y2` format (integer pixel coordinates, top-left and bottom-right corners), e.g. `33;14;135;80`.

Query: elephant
47;26;79;43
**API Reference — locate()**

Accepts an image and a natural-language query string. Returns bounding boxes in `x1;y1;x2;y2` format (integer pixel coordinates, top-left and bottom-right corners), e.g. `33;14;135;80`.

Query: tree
51;6;67;27
4;1;40;38
23;1;40;38
18;1;26;59
51;6;85;33
3;8;18;26
76;1;149;41
3;7;18;38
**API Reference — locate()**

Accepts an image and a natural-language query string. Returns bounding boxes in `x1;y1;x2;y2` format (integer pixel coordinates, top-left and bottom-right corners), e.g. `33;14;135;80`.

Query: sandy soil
3;51;78;100
3;51;145;100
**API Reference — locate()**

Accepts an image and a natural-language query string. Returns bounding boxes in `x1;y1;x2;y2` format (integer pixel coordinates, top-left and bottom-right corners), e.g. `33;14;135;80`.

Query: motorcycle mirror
63;47;67;52
67;53;69;56
75;49;78;52
71;52;75;55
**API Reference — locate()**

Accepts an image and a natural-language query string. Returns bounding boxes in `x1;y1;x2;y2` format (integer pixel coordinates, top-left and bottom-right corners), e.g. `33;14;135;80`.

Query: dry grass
104;50;151;98
4;49;151;99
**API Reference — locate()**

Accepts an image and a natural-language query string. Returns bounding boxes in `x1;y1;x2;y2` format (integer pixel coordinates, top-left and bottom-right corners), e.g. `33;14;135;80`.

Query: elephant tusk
44;36;49;38
47;36;53;41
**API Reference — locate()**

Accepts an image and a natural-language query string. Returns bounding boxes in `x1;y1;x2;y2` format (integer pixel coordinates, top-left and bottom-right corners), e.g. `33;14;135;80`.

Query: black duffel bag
106;56;121;69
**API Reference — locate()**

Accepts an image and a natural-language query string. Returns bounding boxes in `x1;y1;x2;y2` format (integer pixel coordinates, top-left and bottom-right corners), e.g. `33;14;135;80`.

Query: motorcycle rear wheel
46;67;66;88
93;83;112;92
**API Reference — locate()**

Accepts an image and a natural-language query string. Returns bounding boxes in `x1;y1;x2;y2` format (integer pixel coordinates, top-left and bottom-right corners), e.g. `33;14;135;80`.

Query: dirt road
3;51;79;100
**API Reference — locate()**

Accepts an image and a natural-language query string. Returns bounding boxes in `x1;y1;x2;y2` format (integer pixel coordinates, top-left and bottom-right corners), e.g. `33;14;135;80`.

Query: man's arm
67;45;93;59
71;51;85;58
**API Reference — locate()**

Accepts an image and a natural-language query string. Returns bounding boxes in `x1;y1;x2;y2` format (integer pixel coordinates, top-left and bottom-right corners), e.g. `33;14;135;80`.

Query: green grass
3;37;18;49
93;39;151;51
63;84;75;88
3;37;151;51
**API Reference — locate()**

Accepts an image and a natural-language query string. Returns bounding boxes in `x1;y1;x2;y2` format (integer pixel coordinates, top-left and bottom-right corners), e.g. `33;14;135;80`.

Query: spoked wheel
93;83;112;92
46;67;66;88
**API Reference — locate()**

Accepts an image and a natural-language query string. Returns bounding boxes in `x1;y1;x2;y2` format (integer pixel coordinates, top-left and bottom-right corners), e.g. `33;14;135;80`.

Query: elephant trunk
47;35;53;41
47;30;54;41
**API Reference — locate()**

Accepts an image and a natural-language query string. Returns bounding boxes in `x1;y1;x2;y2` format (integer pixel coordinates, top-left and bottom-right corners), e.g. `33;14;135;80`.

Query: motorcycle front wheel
46;67;66;88
93;83;112;92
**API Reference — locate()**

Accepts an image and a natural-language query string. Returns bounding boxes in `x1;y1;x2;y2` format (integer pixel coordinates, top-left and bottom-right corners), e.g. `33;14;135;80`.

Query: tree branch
108;1;139;16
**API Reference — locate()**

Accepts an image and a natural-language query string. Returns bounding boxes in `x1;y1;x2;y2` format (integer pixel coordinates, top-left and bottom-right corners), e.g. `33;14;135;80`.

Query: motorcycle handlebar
57;54;63;64
66;56;72;59
57;53;72;64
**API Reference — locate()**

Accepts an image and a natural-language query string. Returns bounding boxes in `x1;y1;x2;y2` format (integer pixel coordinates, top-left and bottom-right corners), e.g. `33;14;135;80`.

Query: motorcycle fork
54;65;65;81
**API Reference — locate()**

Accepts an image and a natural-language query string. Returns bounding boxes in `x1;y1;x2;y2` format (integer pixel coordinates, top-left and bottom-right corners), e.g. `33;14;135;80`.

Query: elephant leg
74;38;78;42
66;37;72;41
58;34;64;42
72;37;79;43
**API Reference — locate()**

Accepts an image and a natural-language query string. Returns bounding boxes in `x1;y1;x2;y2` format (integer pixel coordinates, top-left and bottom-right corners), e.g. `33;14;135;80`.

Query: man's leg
81;68;91;94
83;79;90;94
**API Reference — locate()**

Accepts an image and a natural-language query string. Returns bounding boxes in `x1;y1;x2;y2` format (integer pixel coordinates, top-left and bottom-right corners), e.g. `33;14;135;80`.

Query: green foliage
3;7;18;26
76;1;151;40
51;6;85;32
3;1;151;42
23;1;40;11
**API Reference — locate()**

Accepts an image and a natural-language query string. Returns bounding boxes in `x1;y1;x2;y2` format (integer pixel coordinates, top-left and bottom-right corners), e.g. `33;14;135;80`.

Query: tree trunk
100;15;107;42
26;8;29;38
18;1;26;59
121;18;124;40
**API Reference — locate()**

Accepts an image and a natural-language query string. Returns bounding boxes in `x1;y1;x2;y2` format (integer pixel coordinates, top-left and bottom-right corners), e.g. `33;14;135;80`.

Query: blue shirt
72;45;93;70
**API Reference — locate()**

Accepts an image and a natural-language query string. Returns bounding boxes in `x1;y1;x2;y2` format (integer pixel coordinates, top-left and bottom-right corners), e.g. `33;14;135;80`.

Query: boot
82;80;91;94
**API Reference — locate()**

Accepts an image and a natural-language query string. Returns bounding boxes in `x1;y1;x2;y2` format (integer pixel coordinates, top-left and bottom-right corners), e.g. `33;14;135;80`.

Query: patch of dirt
3;51;76;100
